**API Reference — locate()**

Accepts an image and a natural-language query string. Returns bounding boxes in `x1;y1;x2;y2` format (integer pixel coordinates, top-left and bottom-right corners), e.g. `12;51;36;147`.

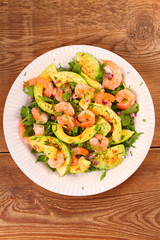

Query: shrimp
31;107;49;124
101;60;123;90
23;77;54;97
71;147;89;166
75;110;95;128
33;124;45;136
48;151;65;168
52;84;72;101
19;119;30;144
57;114;75;131
55;102;75;116
115;89;136;110
89;134;109;152
94;92;115;108
75;84;95;98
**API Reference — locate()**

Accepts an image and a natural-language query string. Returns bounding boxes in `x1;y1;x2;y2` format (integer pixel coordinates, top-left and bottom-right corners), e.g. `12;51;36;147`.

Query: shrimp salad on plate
20;52;141;180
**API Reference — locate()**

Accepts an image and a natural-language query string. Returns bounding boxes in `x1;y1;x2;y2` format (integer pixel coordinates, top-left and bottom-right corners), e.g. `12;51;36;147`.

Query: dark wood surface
0;1;160;239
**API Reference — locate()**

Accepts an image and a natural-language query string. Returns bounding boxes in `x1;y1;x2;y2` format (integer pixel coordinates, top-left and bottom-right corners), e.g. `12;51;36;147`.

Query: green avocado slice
110;129;134;145
29;136;71;176
49;71;87;88
89;103;122;142
34;85;54;114
39;63;57;80
69;157;91;174
80;72;101;90
95;115;111;136
52;124;100;144
76;52;100;80
34;63;57;114
92;144;125;170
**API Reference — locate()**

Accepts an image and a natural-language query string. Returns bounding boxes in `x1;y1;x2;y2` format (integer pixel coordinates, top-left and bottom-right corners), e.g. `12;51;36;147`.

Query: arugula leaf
100;170;106;181
23;81;34;97
72;126;79;136
21;106;35;126
31;148;39;153
68;82;77;91
124;132;143;147
57;65;65;72
29;101;38;108
39;95;54;104
43;121;56;136
62;91;72;101
36;154;56;172
21;105;30;119
96;63;106;83
23;125;34;137
70;99;83;116
120;103;139;127
68;59;82;74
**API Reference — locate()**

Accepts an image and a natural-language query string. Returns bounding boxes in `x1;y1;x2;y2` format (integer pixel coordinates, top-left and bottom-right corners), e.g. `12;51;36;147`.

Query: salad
19;52;141;180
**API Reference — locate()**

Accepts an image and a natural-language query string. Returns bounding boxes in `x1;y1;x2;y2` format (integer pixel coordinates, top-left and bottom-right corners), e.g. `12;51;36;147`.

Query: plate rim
3;44;155;196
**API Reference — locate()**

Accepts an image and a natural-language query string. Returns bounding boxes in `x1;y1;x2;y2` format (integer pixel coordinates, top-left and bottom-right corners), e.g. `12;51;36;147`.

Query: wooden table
1;1;160;239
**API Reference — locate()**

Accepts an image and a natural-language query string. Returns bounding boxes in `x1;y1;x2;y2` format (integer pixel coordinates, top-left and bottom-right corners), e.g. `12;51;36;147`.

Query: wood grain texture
0;149;160;240
0;0;160;239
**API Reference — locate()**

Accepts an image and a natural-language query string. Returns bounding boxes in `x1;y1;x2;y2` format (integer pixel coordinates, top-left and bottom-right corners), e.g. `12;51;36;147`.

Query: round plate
3;45;155;196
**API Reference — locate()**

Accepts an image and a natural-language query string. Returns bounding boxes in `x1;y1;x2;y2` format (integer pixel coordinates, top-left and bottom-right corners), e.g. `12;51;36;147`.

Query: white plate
3;45;155;196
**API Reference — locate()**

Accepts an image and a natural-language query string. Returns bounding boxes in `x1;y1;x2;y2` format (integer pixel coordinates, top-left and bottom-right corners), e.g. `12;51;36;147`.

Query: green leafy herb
55;112;62;117
96;63;106;83
82;186;84;190
142;119;146;122
62;91;72;101
106;83;126;95
68;82;77;91
23;125;34;137
130;151;133;156
23;81;34;97
100;170;106;181
36;154;56;172
31;148;39;153
57;65;65;72
21;105;35;126
124;132;143;147
139;82;143;86
70;99;83;116
72;126;79;136
29;101;38;108
68;59;82;74
24;71;27;76
120;103;139;127
90;166;97;172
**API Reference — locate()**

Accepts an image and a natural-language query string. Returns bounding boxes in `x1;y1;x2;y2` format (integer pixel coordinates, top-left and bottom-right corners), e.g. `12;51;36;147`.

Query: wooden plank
0;148;160;239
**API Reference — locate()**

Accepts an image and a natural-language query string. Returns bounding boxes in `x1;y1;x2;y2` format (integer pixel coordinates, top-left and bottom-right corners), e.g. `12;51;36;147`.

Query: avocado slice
79;92;92;110
76;52;100;80
29;136;71;176
34;84;54;114
110;129;134;145
52;124;100;144
34;63;57;114
89;103;122;142
93;144;125;170
80;72;101;90
69;157;91;173
95;115;111;136
39;63;57;80
49;71;87;88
